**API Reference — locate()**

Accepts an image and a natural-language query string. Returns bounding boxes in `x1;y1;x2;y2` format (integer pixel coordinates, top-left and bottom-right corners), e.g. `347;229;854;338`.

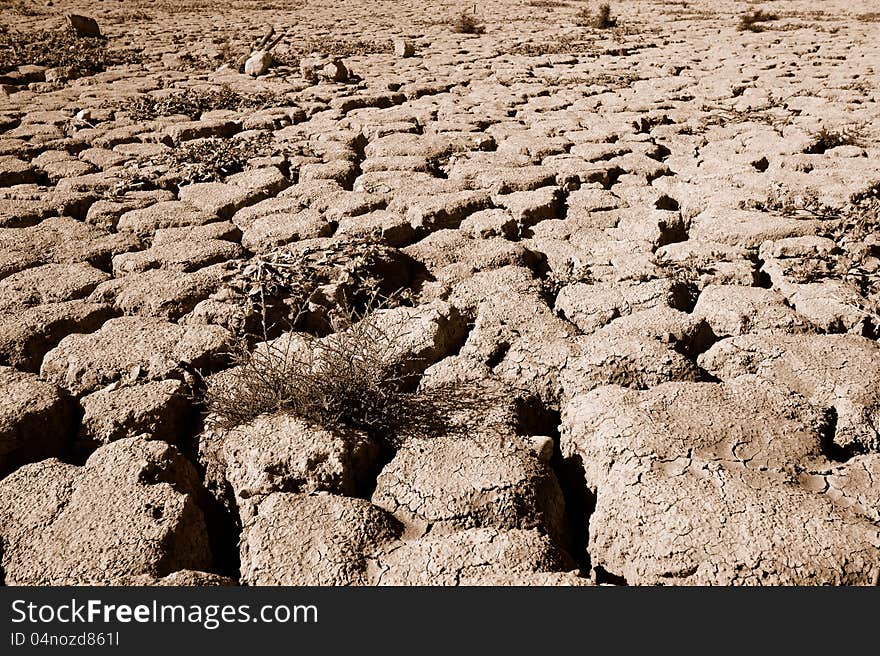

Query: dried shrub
803;125;867;154
740;183;840;220
576;3;617;29
451;12;486;35
741;181;880;300
0;27;114;78
120;84;294;121
118;133;282;190
204;300;489;446
226;237;411;338
738;9;779;32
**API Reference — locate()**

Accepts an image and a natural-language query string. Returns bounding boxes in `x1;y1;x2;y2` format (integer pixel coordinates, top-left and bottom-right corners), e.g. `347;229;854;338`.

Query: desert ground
0;0;879;586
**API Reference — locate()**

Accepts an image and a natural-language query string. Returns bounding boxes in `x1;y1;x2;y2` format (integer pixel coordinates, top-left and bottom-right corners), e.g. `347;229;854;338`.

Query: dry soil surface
1;0;879;586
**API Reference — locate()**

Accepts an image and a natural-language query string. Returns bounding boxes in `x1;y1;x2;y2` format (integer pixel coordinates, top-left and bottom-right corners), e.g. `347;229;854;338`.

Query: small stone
393;38;415;58
43;68;65;84
66;14;101;38
529;436;555;463
244;50;272;77
320;59;348;83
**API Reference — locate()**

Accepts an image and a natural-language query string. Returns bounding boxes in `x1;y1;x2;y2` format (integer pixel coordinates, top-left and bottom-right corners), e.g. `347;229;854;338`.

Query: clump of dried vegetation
527;0;569;7
576;3;617;29
450;12;486;35
203;294;491;446
803;125;868;154
120;132;285;190
120;85;294;121
226;236;410;338
0;26;120;79
738;8;779;32
741;181;880;299
205;300;466;444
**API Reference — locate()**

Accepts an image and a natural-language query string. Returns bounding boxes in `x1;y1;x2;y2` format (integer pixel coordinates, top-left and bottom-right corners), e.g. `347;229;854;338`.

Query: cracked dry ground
1;0;880;586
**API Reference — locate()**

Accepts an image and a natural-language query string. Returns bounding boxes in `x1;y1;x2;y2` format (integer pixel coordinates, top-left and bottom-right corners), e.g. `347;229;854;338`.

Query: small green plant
576;3;617;29
738;8;779;32
451;12;486;34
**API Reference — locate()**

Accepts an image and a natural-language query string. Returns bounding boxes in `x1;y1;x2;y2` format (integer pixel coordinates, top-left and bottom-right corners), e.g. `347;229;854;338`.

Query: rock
692;284;814;337
123;570;235;586
0;156;38;187
239;492;401;585
372;434;569;546
393;38;415;58
111;239;244;275
689;207;824;248
0;438;213;584
559;333;705;401
445;267;579;404
240;209;333;252
40;316;232;396
0;263;109;306
561;378;880;585
320;59;348;83
492;187;562;229
595;306;716;358
43;68;65;84
66;14;101;38
244;50;273;77
178;168;289;220
369;528;577;585
460;209;518;239
700;334;880;455
0;300;116;373
362;301;467;377
391;190;490;232
0;217;142;278
202;414;380;516
77;379;192;449
0;367;76;477
555;279;692;335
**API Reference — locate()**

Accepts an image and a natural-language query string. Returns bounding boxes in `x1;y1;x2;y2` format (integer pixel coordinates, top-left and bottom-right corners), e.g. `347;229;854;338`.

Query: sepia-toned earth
1;0;879;586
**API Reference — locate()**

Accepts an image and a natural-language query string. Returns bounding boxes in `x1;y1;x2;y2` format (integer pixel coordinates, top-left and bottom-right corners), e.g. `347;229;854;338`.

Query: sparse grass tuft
576;3;617;29
224;236;410;338
738;8;779;32
450;12;486;35
740;181;880;304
